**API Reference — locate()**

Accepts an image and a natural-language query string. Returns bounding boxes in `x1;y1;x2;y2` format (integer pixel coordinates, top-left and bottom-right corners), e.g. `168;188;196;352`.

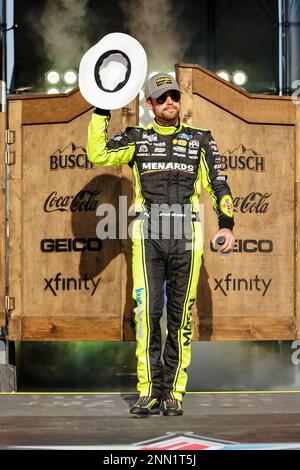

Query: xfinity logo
214;274;272;296
44;272;100;296
50;143;93;170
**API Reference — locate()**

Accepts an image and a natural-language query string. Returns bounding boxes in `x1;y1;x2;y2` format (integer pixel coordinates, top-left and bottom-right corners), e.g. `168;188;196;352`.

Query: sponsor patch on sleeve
113;133;124;141
220;195;234;217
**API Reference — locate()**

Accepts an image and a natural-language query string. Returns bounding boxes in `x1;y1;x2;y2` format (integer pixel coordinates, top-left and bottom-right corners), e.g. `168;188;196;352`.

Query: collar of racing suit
147;119;183;135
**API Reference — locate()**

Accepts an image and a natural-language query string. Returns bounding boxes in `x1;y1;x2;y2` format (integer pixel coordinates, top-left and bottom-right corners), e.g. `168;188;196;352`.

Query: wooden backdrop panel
8;90;138;340
5;68;300;341
296;105;300;338
0;114;6;327
176;64;297;340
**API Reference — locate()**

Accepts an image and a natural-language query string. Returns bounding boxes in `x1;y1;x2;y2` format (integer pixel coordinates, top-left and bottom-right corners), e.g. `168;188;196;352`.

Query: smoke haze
33;0;89;71
119;0;192;74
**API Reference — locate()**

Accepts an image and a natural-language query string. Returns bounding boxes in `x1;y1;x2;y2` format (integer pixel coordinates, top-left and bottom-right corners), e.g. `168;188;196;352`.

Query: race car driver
87;72;235;417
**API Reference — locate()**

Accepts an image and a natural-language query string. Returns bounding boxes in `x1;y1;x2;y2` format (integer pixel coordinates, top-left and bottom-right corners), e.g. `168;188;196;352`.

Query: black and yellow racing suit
87;109;234;401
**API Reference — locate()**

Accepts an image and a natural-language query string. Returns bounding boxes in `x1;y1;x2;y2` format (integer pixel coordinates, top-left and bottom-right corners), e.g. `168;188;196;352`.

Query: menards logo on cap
155;76;172;87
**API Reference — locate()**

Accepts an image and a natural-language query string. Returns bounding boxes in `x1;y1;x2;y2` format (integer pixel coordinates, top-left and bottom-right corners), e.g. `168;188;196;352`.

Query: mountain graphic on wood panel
51;142;87;156
221;144;260;156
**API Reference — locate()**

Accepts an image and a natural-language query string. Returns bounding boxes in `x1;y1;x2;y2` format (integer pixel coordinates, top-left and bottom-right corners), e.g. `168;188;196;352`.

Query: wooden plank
7;97;139;341
194;315;297;340
0;114;6;326
20;118;122;319
296;105;300;338
176;64;295;125
9;87;137;127
187;67;295;340
193;97;294;326
9;88;92;125
8;315;121;341
297;182;300;339
8;101;23;325
176;66;193;125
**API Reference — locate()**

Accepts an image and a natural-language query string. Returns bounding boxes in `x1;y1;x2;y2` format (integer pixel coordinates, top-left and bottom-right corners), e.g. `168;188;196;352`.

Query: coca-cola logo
44;190;100;213
233;192;271;213
221;144;265;172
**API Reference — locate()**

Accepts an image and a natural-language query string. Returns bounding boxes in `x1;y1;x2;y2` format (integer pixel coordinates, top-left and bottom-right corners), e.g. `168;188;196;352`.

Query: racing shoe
130;396;161;416
162;397;183;416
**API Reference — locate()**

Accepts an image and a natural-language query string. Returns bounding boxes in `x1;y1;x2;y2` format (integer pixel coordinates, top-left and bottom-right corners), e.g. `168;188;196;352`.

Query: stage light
139;105;145;117
46;70;60;85
63;70;77;85
216;70;230;82
232;70;248;86
47;88;59;94
64;87;73;93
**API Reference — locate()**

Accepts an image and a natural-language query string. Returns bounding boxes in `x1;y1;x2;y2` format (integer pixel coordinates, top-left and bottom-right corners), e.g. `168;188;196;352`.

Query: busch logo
50;143;93;170
221;144;265;172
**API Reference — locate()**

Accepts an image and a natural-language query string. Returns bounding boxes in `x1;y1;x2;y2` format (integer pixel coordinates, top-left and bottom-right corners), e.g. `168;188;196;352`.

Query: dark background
14;0;278;93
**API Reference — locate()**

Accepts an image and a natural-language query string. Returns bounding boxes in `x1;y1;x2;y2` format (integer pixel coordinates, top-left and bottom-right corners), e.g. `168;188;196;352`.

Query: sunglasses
155;90;181;105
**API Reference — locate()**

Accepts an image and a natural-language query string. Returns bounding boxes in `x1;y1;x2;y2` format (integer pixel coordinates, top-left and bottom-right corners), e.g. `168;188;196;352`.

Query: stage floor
0;391;300;449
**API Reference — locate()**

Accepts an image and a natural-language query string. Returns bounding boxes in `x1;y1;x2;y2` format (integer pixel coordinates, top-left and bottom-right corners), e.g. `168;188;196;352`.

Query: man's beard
162;108;179;121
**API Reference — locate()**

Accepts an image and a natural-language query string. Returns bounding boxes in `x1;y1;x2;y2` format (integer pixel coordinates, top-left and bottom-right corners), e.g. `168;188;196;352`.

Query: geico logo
233;239;273;253
210;239;273;253
41;237;102;253
50;154;93;170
